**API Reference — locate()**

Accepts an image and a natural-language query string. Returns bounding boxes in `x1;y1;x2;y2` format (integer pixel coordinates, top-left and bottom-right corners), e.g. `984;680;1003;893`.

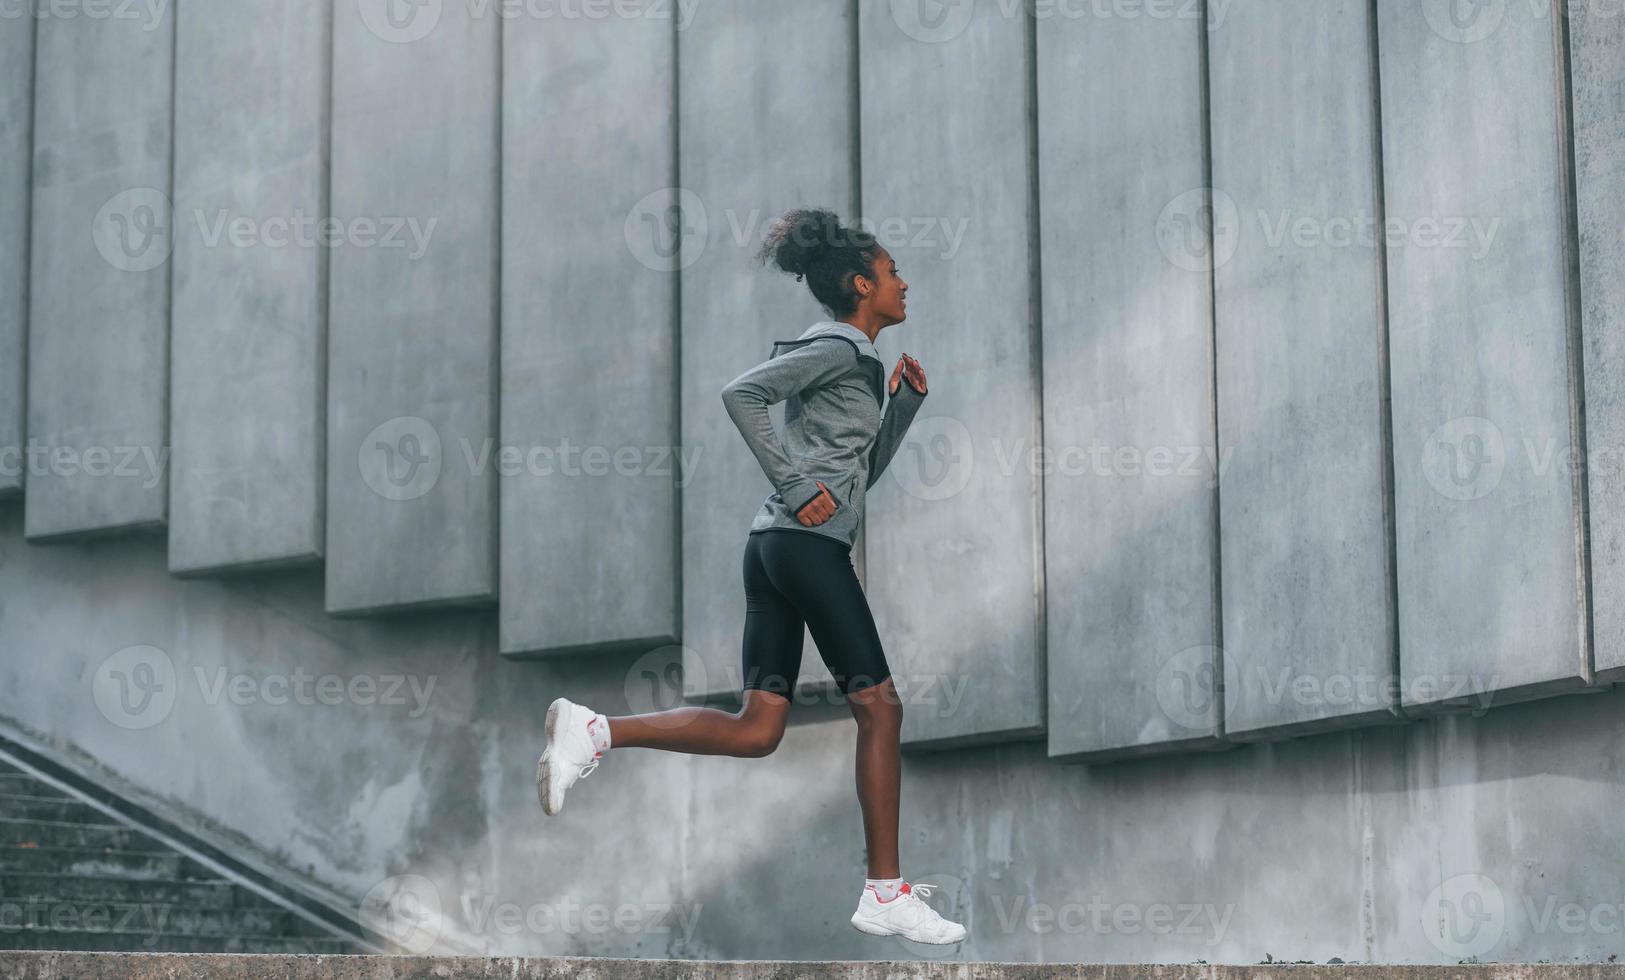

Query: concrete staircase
0;759;357;954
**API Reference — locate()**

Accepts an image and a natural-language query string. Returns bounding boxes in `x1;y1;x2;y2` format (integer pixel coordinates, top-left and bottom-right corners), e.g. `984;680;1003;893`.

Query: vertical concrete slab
169;0;330;575
1376;0;1589;709
325;0;499;614
500;2;678;656
0;15;31;497
862;1;1044;747
1039;4;1222;761
675;0;850;697
26;3;173;539
1211;0;1400;738
1573;2;1625;676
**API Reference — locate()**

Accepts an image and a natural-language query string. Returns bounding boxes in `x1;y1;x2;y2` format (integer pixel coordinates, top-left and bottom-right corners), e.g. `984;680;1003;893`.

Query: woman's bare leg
607;689;791;758
847;677;903;879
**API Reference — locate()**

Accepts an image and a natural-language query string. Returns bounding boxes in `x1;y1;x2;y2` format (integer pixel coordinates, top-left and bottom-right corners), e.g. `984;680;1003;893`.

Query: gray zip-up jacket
721;320;927;549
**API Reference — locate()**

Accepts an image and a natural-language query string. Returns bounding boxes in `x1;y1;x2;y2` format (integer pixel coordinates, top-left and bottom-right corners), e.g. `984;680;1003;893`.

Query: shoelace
577;755;600;779
907;883;935;900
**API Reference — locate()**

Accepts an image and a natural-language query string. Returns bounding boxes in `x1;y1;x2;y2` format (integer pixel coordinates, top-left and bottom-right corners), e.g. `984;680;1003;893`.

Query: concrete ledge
5;956;1625;980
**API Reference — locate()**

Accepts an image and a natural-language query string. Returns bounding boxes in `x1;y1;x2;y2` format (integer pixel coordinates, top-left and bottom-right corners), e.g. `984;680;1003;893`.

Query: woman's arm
721;338;855;515
866;387;926;489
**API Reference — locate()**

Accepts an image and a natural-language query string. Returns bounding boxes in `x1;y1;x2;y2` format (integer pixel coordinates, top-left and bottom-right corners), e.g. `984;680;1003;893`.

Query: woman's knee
849;679;903;733
736;692;789;757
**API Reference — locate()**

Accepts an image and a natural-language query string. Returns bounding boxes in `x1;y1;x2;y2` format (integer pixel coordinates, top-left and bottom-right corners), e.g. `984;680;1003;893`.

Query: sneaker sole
537;697;567;816
849;914;964;945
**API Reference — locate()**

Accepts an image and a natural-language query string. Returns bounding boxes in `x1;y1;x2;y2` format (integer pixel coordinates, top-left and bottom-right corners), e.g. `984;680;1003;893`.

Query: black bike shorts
740;528;892;699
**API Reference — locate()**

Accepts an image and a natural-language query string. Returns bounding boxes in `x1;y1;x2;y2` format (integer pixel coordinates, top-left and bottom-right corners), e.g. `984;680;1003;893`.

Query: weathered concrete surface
26;5;172;539
1038;4;1220;760
1209;0;1399;739
1374;0;1590;710
675;0;848;699
12;956;1625;980
499;3;677;658
860;0;1045;748
325;0;499;614
13;502;1625;961
1573;0;1625;676
168;0;329;575
0;15;30;497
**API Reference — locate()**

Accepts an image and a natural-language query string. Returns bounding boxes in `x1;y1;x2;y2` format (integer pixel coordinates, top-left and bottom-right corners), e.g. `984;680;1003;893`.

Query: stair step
0;931;354;954
0;846;211;878
0;818;170;852
0;901;332;939
0;873;241;908
0;775;67;799
0;795;111;825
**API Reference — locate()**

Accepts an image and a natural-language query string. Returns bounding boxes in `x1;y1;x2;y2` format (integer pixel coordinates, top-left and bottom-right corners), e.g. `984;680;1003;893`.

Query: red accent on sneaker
900;882;912;896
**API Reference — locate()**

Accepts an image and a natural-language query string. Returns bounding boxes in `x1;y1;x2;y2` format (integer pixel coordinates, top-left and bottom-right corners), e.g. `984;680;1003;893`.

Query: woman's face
859;249;908;324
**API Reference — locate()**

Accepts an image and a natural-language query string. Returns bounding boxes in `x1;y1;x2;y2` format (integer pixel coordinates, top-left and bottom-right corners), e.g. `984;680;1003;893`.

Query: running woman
536;208;965;945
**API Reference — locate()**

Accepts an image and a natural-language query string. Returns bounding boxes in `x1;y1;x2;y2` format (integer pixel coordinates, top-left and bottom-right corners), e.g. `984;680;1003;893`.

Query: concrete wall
0;14;30;497
1574;0;1625;677
1375;0;1590;709
12;502;1625;963
500;2;679;658
26;2;173;539
1209;0;1397;739
324;0;500;615
1038;3;1218;761
168;0;330;576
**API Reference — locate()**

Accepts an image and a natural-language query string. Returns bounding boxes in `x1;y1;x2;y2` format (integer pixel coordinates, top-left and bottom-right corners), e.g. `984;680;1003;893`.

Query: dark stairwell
0;755;366;954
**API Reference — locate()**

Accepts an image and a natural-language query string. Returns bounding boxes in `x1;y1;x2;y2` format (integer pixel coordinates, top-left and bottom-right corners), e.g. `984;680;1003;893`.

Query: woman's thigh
754;530;892;695
740;531;807;698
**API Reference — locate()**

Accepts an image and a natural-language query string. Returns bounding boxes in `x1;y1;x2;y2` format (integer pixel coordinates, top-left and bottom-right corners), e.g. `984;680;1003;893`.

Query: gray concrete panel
675;0;850;699
1039;5;1221;760
26;6;173;539
325;0;499;614
1211;0;1400;738
1376;0;1589;710
168;0;330;575
499;1;678;656
861;1;1044;748
0;16;31;498
1573;2;1625;677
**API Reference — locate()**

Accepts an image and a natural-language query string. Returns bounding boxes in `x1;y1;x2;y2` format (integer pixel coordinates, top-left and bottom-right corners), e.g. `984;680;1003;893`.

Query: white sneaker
850;882;966;945
536;697;604;816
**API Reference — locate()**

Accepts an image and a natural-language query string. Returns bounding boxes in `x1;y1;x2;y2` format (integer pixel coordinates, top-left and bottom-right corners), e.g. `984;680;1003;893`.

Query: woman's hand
889;353;928;396
795;481;838;527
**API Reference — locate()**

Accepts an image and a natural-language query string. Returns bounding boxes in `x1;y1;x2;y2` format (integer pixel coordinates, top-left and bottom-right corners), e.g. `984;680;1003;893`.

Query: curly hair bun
754;207;881;318
757;207;845;279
